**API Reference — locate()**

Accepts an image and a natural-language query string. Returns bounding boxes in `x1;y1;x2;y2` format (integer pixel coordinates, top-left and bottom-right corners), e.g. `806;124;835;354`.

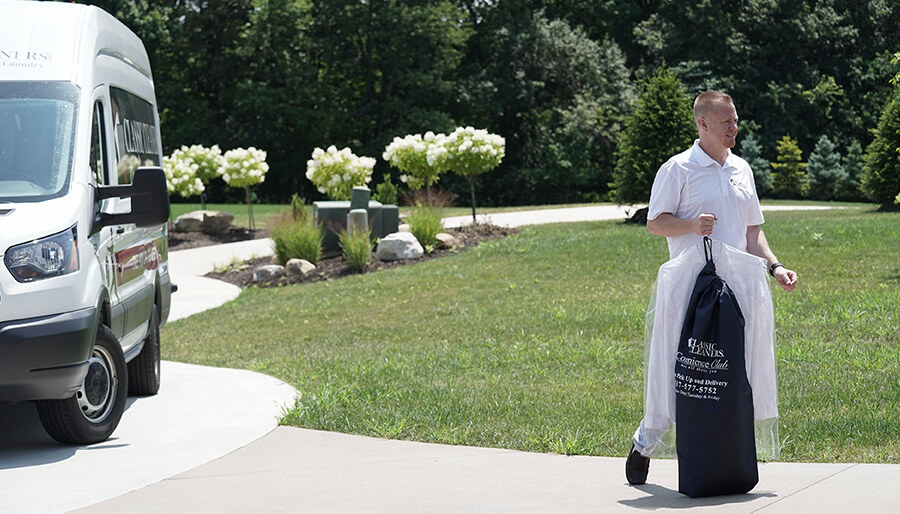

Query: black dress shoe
625;444;650;485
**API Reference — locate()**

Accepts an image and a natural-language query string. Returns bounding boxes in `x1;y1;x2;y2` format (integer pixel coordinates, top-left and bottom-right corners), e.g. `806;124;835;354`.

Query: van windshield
0;82;79;202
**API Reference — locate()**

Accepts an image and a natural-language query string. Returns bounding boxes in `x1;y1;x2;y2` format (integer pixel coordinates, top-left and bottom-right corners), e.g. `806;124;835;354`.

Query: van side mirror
94;166;170;230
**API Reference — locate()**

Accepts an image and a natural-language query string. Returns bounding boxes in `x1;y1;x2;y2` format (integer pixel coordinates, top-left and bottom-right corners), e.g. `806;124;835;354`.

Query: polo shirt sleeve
648;161;684;221
745;166;765;227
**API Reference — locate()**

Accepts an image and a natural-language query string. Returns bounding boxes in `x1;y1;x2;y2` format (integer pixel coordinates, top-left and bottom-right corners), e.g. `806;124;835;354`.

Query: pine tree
770;136;807;199
806;135;846;201
610;66;695;206
841;140;865;201
863;89;900;210
739;134;772;197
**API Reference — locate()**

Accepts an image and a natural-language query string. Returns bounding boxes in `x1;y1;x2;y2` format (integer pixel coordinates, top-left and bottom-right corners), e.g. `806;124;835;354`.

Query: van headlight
5;227;79;282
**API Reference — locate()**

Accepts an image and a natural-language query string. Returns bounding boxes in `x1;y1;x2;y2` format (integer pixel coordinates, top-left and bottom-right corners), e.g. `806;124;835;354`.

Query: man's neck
698;140;728;166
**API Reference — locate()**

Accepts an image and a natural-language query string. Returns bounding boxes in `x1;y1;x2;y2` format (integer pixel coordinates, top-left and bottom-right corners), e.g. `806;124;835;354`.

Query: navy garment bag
675;237;758;498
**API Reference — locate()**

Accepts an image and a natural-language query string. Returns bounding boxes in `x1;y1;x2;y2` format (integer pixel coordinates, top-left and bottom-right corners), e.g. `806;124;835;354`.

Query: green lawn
161;205;900;462
169;203;290;229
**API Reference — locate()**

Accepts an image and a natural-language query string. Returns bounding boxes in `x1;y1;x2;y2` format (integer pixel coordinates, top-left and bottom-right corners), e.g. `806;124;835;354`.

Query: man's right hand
696;213;717;236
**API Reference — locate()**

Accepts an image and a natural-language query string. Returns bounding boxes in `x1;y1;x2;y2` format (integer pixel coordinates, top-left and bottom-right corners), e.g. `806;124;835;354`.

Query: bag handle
703;236;713;263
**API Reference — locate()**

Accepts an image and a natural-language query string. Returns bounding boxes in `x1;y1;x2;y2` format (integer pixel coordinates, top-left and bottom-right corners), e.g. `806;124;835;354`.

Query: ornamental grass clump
306;145;376;200
405;206;444;251
222;147;269;230
339;228;372;271
270;214;324;265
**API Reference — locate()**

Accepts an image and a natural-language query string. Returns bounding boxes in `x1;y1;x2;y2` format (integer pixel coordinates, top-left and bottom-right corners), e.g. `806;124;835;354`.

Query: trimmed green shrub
770;135;807;199
610;66;695;205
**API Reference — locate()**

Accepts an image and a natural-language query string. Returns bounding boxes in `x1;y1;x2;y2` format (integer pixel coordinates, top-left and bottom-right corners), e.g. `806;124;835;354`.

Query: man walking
626;91;797;486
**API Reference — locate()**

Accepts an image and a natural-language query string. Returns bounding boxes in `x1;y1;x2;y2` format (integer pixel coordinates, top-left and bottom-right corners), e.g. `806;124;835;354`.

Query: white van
0;2;172;444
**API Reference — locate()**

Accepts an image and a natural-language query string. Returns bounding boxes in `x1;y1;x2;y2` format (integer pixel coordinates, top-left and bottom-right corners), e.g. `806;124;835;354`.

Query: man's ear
697;117;707;131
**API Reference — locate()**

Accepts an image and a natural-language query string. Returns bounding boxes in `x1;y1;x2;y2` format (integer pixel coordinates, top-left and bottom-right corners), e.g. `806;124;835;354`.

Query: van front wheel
36;325;127;445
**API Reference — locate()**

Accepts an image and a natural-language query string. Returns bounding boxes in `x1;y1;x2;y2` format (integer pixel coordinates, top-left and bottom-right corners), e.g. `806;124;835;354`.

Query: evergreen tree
806;135;846;200
770;136;807;199
739;134;772;197
610;67;695;205
841;140;866;201
863;90;900;210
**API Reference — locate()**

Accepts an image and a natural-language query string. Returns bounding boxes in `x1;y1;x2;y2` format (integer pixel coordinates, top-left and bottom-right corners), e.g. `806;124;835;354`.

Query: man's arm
647;212;718;237
746;225;798;292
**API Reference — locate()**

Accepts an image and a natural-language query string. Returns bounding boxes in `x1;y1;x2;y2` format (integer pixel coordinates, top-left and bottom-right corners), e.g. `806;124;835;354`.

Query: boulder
173;211;205;233
376;232;424;261
252;264;284;282
435;232;461;250
173;210;234;234
202;210;234;234
285;258;316;276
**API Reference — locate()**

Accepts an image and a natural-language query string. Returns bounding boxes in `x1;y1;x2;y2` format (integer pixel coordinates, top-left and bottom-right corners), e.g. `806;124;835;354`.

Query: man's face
700;102;739;149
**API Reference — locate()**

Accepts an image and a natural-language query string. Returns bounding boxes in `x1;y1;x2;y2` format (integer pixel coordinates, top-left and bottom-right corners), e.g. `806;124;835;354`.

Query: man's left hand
774;267;798;292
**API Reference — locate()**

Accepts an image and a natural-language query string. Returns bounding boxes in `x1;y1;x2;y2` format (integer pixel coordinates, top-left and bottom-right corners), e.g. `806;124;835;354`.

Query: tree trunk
468;176;477;223
245;186;255;230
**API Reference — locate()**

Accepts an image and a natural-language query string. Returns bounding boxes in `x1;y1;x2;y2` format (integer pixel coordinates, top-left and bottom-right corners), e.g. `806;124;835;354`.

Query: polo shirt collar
690;139;735;169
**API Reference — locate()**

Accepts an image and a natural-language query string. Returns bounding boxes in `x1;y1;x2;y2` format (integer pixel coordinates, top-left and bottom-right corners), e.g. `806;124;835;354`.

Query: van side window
89;101;107;185
110;86;160;185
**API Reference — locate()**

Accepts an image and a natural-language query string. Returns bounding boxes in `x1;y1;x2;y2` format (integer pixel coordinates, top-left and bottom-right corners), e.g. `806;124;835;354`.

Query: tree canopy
84;0;900;205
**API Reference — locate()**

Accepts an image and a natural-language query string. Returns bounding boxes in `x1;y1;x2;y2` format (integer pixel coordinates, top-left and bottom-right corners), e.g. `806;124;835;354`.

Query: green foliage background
82;0;900;205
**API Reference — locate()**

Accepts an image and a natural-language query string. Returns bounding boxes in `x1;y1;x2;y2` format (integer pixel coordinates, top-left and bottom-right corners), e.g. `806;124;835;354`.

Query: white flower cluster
381;131;452;190
179;144;225;183
222;147;269;189
163;154;204;198
305;145;375;200
443;126;505;176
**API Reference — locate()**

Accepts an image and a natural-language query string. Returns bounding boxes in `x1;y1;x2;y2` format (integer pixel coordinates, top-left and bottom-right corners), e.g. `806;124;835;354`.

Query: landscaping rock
202;210;234;234
252;264;284;282
285;258;316;276
435;232;461;250
376;232;424;261
173;211;205;233
173;210;234;234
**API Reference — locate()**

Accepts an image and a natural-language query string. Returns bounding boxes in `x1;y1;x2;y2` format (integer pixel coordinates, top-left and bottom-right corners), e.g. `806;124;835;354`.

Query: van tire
36;325;127;445
128;305;161;396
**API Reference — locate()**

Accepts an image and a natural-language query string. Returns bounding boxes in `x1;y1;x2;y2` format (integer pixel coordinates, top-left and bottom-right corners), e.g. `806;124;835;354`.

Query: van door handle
116;227;125;234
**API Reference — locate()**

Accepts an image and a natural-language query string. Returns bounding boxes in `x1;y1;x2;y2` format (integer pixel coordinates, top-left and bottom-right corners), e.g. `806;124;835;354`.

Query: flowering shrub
163;154;204;198
222;147;269;188
444;127;505;177
305;145;375;200
382;131;449;192
222;147;269;229
444;127;505;220
181;144;225;184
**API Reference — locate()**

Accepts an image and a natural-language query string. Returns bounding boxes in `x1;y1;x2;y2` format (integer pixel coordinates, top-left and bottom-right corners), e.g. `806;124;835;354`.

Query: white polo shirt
648;140;764;259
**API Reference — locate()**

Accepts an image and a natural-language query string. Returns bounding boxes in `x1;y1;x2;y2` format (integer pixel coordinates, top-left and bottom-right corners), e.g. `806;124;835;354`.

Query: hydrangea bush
164;144;225;208
223;147;270;229
222;147;269;188
382;132;449;203
163;154;204;198
305;145;375;200
444;127;505;220
182;144;225;184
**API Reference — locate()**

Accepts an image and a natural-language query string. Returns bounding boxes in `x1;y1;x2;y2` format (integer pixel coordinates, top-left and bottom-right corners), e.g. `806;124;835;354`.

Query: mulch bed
169;223;517;289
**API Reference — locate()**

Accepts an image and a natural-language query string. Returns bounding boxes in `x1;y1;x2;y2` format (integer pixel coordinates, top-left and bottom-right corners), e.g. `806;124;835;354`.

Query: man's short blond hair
693;91;733;119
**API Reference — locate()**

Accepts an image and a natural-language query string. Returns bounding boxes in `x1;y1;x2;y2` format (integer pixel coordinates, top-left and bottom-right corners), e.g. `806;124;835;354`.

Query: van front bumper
0;308;96;402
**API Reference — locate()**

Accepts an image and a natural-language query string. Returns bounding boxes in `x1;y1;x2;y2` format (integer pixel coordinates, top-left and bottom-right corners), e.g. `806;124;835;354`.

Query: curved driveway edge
0;361;297;513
